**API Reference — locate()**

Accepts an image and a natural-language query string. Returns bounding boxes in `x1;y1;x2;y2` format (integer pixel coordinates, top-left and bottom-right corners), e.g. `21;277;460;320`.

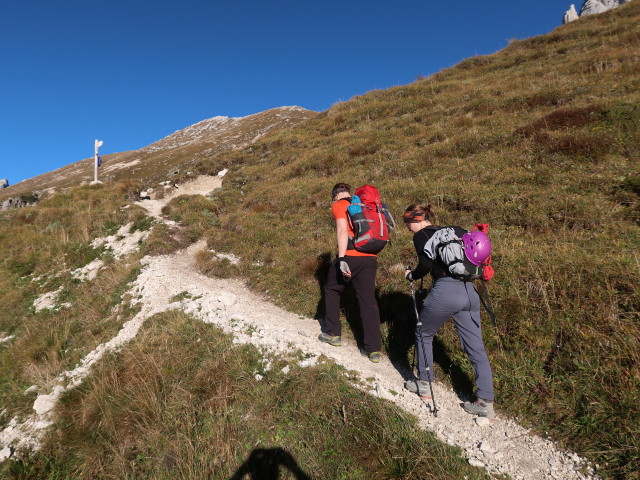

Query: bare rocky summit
564;0;632;23
0;106;316;208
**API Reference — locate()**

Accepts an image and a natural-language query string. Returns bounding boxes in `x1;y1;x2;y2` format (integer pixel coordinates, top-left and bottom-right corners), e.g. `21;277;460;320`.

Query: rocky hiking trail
0;176;598;479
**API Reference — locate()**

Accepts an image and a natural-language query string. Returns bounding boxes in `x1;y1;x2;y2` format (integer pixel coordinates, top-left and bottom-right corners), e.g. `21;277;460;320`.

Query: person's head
331;182;351;201
402;204;435;232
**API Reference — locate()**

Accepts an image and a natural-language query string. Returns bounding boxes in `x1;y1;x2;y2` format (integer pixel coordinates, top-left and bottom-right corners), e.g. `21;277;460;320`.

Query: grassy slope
0;159;484;477
185;4;639;479
5;311;488;480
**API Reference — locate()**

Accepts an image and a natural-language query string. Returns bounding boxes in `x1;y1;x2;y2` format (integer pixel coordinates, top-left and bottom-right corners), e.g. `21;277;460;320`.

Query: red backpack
346;185;395;254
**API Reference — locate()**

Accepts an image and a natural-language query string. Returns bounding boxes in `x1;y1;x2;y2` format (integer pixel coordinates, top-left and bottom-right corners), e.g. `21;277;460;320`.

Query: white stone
33;394;56;415
0;446;13;460
33;287;63;312
32;386;64;415
218;292;237;306
474;417;492;427
299;356;318;368
24;385;38;395
218;168;229;178
480;442;496;459
581;0;627;16
564;4;579;22
469;458;485;468
281;365;291;375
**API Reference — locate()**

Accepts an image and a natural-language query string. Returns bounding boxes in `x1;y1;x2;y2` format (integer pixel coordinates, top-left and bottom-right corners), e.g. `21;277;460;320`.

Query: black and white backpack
423;226;484;281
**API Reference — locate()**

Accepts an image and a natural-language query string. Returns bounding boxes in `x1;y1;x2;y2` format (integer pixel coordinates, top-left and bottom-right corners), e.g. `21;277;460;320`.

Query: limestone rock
0;179;8;189
24;385;39;395
474;416;492;427
581;0;628;17
0;446;13;460
564;4;579;22
33;386;64;415
218;292;237;306
563;0;630;23
480;441;496;459
1;193;41;211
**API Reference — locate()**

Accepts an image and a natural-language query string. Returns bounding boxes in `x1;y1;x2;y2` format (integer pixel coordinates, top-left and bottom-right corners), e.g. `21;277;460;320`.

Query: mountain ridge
0;106;316;208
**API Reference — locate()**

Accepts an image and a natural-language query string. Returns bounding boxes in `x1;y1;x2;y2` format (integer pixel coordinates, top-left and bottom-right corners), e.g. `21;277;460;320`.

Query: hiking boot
368;351;382;363
404;379;432;398
359;350;382;363
318;332;342;346
463;399;496;420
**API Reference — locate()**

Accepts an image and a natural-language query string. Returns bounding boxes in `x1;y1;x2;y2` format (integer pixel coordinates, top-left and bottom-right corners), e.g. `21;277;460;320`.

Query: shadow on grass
314;254;475;399
380;290;476;400
229;447;311;480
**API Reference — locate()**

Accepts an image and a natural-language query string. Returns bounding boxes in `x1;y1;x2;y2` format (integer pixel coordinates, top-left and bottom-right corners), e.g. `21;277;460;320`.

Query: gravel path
0;176;598;479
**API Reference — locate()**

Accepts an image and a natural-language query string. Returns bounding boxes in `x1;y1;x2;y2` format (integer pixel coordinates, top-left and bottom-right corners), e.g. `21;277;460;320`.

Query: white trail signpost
92;139;104;184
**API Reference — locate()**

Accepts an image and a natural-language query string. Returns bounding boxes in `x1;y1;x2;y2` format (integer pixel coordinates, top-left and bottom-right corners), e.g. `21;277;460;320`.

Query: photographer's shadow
229;447;311;480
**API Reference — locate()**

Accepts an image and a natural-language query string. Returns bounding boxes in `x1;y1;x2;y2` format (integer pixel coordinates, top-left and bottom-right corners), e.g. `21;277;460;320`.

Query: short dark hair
332;182;351;199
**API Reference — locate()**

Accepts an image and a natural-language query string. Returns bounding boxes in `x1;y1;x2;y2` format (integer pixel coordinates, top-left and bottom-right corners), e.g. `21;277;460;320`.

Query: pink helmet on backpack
462;230;491;266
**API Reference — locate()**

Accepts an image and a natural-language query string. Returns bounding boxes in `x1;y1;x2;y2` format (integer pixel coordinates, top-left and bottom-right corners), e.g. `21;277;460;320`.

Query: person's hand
405;266;413;281
339;258;352;278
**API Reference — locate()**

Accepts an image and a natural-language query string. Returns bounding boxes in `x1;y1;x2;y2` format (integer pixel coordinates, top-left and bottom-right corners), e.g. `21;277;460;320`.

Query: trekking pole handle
405;265;413;281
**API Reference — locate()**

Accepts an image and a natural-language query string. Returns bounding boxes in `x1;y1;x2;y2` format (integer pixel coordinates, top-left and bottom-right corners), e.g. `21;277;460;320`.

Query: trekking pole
407;266;438;417
475;279;504;353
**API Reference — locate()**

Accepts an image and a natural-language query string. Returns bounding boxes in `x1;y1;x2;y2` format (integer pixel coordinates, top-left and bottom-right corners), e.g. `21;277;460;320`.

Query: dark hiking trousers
324;256;382;353
416;277;494;401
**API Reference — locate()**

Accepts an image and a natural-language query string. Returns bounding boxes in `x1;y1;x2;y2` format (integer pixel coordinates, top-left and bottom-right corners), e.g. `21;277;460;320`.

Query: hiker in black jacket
402;204;496;420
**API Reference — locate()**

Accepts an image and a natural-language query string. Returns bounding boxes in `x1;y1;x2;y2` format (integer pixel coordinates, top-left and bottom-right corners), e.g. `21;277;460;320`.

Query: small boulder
474;417;492;427
0;446;14;461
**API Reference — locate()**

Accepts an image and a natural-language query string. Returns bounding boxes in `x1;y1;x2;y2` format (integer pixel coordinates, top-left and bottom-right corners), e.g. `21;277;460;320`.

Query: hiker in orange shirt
318;182;382;363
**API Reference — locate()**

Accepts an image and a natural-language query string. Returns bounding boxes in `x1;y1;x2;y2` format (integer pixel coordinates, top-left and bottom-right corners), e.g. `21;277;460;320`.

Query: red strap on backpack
471;223;489;234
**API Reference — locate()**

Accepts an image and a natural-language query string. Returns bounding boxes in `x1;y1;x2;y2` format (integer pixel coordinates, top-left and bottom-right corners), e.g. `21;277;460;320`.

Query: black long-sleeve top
410;226;448;282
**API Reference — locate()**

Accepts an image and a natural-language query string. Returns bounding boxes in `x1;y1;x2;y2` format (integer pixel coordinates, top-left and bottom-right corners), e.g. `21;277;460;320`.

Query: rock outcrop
564;0;631;23
0;179;8;189
564;4;580;22
582;0;628;16
1;193;40;211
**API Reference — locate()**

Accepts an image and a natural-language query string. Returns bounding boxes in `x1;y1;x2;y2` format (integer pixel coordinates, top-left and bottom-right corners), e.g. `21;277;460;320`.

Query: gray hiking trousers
416;277;494;402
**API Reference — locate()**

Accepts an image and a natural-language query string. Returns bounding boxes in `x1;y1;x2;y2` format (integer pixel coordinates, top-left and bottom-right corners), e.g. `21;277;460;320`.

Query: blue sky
0;0;570;184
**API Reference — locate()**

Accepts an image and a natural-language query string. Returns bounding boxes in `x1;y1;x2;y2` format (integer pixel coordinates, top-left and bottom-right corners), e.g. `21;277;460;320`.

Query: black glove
405;266;413;281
